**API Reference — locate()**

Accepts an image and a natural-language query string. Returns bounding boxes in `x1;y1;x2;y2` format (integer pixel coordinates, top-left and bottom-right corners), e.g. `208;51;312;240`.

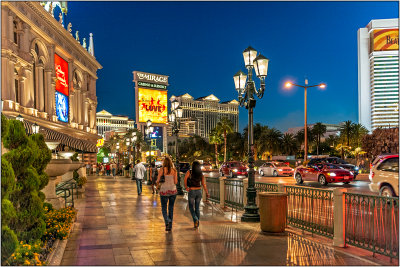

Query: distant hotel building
96;110;135;138
358;18;399;131
168;94;239;139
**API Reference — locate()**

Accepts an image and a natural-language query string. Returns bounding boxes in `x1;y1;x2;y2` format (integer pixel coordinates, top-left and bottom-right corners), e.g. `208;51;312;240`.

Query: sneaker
194;221;199;229
167;222;172;231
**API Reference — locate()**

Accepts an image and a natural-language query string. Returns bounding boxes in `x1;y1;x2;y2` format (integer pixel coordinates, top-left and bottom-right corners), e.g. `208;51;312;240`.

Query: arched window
14;68;19;103
13;21;18;44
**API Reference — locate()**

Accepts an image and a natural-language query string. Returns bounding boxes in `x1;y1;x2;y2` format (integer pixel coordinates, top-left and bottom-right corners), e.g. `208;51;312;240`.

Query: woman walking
149;162;158;194
184;161;209;229
156;156;178;231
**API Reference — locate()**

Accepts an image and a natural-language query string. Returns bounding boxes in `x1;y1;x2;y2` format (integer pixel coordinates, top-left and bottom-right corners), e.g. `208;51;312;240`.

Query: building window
13;21;18;44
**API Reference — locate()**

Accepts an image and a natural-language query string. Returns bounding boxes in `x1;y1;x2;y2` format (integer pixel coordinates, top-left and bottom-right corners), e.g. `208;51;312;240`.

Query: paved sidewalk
60;175;378;266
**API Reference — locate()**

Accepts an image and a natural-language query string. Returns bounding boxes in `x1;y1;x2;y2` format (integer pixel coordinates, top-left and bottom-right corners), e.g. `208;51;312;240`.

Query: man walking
134;160;146;195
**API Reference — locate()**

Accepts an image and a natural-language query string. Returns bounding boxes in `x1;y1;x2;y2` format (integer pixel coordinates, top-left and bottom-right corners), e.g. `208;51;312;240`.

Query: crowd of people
88;157;210;232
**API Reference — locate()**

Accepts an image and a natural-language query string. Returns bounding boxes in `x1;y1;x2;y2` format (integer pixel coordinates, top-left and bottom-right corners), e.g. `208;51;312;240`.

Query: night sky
65;1;398;132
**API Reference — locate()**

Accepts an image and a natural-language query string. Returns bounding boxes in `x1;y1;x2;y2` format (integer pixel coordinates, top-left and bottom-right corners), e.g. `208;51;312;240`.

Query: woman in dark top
184;161;209;228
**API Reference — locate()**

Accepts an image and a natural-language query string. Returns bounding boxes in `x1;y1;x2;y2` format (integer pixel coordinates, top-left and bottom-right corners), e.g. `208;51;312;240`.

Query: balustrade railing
205;177;220;203
285;186;334;238
344;192;399;260
224;178;244;210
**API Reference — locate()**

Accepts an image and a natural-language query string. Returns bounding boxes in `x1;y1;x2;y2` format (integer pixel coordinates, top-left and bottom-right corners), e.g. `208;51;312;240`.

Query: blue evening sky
65;1;398;132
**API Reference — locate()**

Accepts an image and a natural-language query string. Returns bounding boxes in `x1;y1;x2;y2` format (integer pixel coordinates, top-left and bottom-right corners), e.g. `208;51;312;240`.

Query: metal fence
344;192;399;259
224;179;244;210
285;186;334;238
206;177;220;203
255;182;279;206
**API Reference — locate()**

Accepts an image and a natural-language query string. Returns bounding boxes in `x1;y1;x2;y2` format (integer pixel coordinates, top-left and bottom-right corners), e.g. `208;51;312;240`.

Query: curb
45;216;77;265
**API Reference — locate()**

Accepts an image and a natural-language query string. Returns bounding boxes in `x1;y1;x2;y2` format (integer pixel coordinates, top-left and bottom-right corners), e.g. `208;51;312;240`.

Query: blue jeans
188;189;202;223
136;179;143;195
160;195;177;226
112;168;116;176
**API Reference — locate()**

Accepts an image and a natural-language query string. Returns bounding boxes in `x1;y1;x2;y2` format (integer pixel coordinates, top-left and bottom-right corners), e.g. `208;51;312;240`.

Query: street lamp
125;138;130;165
116;142;120;165
32;123;40;134
169;99;184;195
145;120;153;181
233;46;269;222
16;114;24;122
131;132;137;165
285;79;326;162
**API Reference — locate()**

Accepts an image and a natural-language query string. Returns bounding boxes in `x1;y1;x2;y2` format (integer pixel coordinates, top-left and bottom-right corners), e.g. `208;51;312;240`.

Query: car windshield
323;164;340;169
274;163;287;167
328;158;348;164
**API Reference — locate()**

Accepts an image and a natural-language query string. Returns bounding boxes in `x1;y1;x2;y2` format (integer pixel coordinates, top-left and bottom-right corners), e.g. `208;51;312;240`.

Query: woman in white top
156;156;178;231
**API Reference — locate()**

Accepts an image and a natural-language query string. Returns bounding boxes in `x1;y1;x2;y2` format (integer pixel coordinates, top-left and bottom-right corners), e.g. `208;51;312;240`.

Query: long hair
191;161;203;181
162;156;175;174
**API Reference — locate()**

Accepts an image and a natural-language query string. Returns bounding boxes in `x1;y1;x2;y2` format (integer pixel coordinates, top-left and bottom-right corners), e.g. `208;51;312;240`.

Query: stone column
23;66;34;108
44;68;53;115
1;54;10;101
19;75;27;107
9;56;17;103
75;89;81;125
37;63;45;112
84;98;89;126
69;91;75;124
8;10;14;43
333;188;347;247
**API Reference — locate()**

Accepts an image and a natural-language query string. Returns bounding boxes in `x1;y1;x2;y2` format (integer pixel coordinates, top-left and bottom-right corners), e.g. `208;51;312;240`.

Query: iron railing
285;186;334;238
205;177;220;203
224;179;244;210
345;192;399;260
255;182;279;206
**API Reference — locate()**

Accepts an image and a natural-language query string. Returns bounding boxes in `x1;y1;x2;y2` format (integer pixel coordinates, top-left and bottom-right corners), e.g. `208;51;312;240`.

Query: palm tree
258;127;282;159
281;133;297;155
216;117;234;163
351;123;369;147
340;120;354;147
312;122;327;156
209;128;223;167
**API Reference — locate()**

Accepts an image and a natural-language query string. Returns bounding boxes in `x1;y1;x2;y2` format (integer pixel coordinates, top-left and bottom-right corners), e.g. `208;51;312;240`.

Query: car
178;162;190;174
308;157;359;179
219;161;248;178
201;163;213;172
369;154;399;197
294;163;355;186
259;162;294;177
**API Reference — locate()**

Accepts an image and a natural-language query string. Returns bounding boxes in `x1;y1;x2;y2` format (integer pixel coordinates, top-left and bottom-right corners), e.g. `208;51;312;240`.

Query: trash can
259;192;288;233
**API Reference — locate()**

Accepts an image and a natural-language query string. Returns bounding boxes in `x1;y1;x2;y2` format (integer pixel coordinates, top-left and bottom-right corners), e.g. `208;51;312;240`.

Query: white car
369;155;399;197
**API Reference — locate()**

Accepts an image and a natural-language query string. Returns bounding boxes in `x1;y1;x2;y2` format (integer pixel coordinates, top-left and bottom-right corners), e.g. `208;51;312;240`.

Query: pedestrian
156;156;178;231
184;161;209;229
359;159;365;174
149;162;158;194
111;162;117;178
106;163;111;176
92;163;97;175
134;160;146;195
86;163;91;176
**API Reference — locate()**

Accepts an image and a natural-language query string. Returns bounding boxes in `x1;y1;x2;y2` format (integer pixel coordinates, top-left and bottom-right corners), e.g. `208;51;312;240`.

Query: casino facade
358;18;399;131
1;1;102;152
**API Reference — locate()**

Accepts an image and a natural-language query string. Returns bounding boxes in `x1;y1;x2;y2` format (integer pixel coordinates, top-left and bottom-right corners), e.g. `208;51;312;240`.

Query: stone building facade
168;93;239;139
1;2;102;152
96;109;135;138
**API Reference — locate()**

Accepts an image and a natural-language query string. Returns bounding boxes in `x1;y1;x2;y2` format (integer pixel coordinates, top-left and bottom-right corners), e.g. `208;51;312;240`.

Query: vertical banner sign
54;54;69;122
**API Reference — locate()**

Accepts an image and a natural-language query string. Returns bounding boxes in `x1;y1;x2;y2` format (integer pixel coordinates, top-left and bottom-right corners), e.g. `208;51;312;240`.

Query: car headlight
278;169;283;171
246;168;249;171
349;171;353;175
328;172;336;176
355;167;359;170
233;169;238;172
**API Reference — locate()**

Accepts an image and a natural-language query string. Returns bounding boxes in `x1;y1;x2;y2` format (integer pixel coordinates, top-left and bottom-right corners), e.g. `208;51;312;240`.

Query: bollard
333;188;347;247
219;177;226;208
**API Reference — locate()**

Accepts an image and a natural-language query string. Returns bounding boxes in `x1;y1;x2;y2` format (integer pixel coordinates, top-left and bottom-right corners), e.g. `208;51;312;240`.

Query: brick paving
60;175;377;266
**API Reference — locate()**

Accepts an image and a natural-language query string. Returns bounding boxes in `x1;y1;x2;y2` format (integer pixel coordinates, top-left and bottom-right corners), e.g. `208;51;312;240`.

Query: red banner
54;54;69;96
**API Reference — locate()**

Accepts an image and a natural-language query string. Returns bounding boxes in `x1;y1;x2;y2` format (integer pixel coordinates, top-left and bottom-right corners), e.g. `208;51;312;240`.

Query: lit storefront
358;18;399;131
1;2;102;153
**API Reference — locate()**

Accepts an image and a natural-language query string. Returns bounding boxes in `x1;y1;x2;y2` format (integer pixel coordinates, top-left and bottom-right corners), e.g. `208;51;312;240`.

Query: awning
22;120;97;153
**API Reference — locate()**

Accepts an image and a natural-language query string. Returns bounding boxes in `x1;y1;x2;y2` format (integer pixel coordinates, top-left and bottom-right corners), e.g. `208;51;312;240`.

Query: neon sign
54;54;69;96
138;88;168;124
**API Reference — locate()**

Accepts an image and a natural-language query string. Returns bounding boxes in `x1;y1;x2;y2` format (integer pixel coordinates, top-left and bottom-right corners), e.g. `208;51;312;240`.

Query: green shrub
43;202;53;212
2;200;16;226
1;113;9;137
77;176;87;187
4;240;43;266
1;226;18;263
1;157;15;199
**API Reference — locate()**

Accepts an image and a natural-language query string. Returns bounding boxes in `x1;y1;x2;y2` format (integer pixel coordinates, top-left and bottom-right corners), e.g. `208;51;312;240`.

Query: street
204;171;376;195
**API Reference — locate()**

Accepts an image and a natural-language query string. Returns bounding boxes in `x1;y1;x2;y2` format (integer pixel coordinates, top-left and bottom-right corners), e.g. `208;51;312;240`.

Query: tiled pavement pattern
60;175;375;266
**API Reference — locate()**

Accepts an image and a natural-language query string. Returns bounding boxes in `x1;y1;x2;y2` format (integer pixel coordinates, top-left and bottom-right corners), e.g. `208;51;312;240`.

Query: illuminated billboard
138;88;167;124
373;29;399;51
55;91;69;122
54;54;69;96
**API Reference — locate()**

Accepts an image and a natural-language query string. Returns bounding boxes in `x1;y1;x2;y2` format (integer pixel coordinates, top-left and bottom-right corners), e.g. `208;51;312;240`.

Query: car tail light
371;172;375;178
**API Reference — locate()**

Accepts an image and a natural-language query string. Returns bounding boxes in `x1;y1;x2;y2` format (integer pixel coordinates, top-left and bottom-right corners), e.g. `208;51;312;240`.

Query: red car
294;163;354;185
219;161;248;178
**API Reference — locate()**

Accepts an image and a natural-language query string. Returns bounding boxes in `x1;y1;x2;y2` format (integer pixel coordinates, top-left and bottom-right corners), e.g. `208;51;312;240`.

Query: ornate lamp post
285;80;326;162
116;142;120;165
169;99;184;195
145;119;153;181
131;132;137;165
32;123;40;134
233;46;269;222
125;138;130;165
